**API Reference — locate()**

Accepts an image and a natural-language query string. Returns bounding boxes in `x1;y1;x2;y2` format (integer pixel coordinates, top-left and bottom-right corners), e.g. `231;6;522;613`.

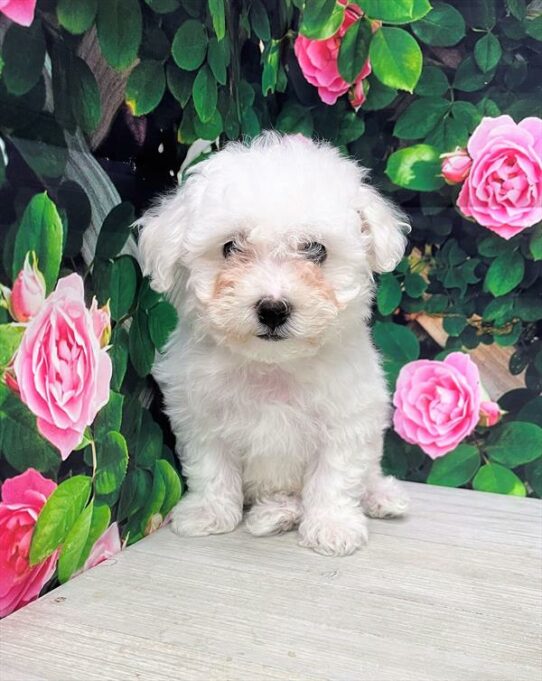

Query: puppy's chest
245;366;294;404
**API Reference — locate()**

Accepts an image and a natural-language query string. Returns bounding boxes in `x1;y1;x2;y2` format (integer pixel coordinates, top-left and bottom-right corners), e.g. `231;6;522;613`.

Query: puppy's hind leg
244;493;302;537
361;467;409;519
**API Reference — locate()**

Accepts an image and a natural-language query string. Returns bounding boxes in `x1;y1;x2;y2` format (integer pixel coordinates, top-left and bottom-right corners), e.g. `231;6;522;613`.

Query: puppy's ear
136;189;188;294
357;183;410;273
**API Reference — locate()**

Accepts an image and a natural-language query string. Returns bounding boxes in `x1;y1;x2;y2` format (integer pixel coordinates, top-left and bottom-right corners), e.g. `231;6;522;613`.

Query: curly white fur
137;133;410;557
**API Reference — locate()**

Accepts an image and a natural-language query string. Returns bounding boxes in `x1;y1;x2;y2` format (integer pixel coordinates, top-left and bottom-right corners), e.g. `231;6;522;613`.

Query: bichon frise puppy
137;133;410;556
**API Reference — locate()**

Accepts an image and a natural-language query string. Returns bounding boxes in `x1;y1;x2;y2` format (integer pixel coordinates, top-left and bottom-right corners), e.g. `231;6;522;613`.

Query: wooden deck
1;483;541;681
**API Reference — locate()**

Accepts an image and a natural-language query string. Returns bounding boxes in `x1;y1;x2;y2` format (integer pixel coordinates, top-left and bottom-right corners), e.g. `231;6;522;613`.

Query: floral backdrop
1;0;541;618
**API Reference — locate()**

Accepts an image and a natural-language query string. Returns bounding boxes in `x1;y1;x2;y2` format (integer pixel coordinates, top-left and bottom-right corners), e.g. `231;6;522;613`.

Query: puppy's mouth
257;331;287;342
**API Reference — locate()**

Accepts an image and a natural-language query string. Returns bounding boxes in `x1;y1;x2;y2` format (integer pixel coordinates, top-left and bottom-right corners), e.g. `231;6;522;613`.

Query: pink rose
393;353;482;459
0;0;36;26
13;273;112;460
441;149;472;185
0;469;57;618
457;116;542;240
479;400;502;428
9;252;46;323
295;3;372;108
82;523;121;572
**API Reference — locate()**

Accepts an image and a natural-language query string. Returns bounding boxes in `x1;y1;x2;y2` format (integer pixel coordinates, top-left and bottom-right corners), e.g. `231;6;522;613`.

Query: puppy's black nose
256;298;291;330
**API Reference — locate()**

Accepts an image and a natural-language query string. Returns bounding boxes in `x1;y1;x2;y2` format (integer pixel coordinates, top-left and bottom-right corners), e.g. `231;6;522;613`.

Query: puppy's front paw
298;509;368;557
170;494;242;537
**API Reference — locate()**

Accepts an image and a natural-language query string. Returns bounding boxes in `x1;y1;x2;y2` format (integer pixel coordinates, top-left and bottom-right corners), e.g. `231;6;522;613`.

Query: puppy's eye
223;241;240;258
301;242;327;264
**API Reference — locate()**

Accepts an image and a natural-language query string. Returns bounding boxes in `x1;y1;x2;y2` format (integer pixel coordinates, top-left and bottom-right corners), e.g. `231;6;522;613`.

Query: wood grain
1;483;541;681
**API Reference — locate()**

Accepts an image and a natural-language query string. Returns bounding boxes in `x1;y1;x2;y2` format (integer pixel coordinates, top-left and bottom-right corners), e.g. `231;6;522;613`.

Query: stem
90;438;97;480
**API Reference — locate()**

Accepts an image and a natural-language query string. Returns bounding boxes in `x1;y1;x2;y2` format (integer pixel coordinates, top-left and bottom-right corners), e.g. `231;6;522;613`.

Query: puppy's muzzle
256;298;291;340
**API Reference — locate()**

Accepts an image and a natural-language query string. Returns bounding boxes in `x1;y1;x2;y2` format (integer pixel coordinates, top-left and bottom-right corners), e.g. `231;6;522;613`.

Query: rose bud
441;149;472;185
90;299;112;348
479;400;502;428
9;252;46;323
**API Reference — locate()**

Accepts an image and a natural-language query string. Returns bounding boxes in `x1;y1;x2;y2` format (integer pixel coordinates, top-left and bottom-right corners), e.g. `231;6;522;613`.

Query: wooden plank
1;483;541;681
414;314;525;400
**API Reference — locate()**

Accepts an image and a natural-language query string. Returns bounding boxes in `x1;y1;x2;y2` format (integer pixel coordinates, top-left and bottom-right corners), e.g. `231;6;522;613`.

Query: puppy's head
137;133;408;362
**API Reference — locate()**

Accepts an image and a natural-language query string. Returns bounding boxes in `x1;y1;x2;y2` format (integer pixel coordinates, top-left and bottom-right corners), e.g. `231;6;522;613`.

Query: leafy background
0;0;541;593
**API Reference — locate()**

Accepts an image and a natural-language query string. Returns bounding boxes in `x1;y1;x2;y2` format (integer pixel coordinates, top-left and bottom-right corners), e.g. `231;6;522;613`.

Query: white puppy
137;133;410;556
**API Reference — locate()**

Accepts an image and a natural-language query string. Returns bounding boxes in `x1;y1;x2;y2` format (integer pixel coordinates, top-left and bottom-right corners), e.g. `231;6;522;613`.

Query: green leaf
385;144;444;191
250;0;271;41
148;301;178;350
0;324;25;368
451;101;482;132
0;384;60;475
276;102;314;137
96;202;135;259
369;27;422;93
524;15;542;40
454;56;495;92
382;431;408;479
13;192;63;294
529;226;542;261
118;469;153;521
156;458;182;516
95;431;129;496
135;409;163;469
414;65;449;96
145;0;180;12
138;468;166;534
57;501;94;583
57;0;98;35
425;116;469;153
109;256;138;321
487;422;542;467
443;315;468;337
97;0;142;71
514;296;542;323
77;503;111;568
208;0;226;40
393;97;450;139
337;111;365;145
362;0;431;23
478;236;510;259
126;60;166;116
13;116;68;179
473;463;526;496
2;21;45;96
376;273;402;315
404;272;427;297
167;64;194;106
94;392;124;442
70;58;101;134
262;40;280;96
129;309;155;377
338;18;372;84
208;37;228;86
110;326;129;391
525;458;542;497
412;2;466;46
30;476;92;565
474;33;502;72
517;397;542;429
373;321;420;363
192;65;217;123
299;0;345;40
363;77;397;110
172;20;208;71
427;444;480;487
484;251;524;297
194;108;223;139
